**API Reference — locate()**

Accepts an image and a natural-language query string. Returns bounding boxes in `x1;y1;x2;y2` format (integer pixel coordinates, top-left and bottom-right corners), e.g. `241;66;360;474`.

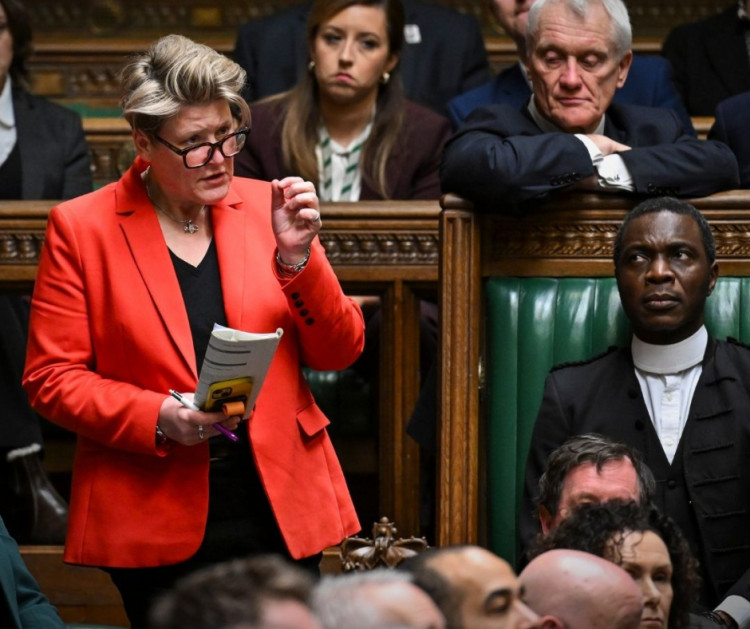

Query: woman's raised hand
271;177;321;264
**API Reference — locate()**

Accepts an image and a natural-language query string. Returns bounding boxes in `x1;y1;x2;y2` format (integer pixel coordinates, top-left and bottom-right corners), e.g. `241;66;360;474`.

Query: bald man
520;549;643;629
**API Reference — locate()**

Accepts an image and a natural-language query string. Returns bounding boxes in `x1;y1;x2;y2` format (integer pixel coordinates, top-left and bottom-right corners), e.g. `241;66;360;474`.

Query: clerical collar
0;76;15;130
527;96;606;135
632;326;707;375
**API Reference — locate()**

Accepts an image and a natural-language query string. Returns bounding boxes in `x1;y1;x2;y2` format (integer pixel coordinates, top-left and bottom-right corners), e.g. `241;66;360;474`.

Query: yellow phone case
204;376;254;412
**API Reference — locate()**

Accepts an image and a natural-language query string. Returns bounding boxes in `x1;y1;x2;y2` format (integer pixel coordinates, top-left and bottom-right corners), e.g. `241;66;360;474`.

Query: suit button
667;480;677;489
300;309;309;316
294;300;304;308
291;292;300;300
305;317;315;325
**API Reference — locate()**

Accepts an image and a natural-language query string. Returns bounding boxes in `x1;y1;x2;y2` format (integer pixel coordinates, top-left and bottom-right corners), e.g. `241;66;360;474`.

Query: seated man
523;196;750;628
448;0;692;132
400;545;541;629
149;555;322;629
232;0;490;117
311;570;446;629
525;433;655;541
520;549;643;629
662;2;750;116
708;91;750;188
440;0;739;212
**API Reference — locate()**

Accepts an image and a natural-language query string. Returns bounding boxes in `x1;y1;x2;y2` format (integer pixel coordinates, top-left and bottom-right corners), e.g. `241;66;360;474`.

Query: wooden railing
436;191;750;548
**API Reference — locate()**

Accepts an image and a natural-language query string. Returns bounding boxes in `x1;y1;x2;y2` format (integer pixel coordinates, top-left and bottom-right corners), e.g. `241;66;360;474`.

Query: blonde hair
120;34;251;134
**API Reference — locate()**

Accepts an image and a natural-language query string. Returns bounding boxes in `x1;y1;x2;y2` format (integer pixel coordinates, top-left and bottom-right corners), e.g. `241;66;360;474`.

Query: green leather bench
485;276;750;566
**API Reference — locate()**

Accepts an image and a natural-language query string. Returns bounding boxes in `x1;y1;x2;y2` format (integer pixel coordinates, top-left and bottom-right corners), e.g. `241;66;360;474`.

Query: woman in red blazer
23;34;363;628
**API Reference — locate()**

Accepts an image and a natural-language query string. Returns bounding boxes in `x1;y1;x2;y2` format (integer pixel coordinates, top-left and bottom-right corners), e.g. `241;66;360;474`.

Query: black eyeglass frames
155;128;250;169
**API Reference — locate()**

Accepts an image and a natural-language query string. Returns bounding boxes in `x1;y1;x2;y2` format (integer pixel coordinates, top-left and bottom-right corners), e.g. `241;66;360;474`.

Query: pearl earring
380;72;390;85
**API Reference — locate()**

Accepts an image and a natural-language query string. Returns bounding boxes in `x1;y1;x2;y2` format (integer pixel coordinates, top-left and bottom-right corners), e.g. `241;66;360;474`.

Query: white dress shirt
0;76;16;168
631;326;706;464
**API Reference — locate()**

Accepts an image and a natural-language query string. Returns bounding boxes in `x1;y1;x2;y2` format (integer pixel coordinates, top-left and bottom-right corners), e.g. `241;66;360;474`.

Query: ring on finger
198;425;205;440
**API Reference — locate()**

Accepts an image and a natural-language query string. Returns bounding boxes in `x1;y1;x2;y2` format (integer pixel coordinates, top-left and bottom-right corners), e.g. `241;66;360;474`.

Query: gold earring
380;72;390;85
308;60;316;72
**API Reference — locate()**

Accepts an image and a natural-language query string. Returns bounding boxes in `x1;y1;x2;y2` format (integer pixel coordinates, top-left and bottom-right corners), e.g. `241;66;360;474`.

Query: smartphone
204;376;254;414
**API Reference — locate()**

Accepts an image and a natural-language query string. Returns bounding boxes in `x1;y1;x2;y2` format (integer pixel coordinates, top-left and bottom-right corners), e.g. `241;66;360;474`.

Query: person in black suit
448;0;693;133
0;0;91;544
709;91;750;188
440;0;739;213
523;197;750;628
662;2;750;117
232;0;490;116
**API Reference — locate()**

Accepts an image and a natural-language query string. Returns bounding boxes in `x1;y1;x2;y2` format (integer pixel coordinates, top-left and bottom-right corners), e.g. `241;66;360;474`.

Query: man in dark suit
523;197;750;628
709;91;750;188
0;0;90;545
662;2;750;117
448;0;693;132
440;0;739;212
232;0;490;117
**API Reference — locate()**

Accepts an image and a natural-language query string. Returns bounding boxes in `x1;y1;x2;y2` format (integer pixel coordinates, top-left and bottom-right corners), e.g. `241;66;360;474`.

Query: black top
170;238;227;372
0;141;22;199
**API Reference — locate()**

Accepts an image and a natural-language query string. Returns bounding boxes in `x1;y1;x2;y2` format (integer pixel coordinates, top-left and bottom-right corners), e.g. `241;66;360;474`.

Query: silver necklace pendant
182;220;199;234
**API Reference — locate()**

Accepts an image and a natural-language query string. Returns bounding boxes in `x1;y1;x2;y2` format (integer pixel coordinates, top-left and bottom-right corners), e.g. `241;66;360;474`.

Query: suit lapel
497;64;533;109
13;90;44;199
116;162;197;377
212;186;248;330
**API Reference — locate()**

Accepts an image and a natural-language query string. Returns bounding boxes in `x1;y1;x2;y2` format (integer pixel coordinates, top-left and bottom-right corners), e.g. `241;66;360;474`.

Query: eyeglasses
155;128;250;169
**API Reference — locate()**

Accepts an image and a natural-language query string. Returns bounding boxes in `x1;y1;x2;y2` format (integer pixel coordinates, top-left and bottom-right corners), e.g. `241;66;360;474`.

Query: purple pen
169;389;240;442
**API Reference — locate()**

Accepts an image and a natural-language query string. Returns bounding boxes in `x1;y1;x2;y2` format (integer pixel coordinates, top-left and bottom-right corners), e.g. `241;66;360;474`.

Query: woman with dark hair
235;0;451;200
532;500;700;629
0;0;91;544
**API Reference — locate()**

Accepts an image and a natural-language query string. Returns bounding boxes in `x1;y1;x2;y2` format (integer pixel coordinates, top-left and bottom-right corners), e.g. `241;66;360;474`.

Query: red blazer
23;158;364;567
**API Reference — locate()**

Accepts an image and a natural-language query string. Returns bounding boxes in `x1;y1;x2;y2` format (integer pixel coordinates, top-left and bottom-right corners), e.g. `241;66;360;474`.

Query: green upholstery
485;276;750;566
303;368;375;436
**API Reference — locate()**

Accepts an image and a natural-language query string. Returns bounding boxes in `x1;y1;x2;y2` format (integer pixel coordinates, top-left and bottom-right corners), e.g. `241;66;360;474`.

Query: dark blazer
232;0;490;116
13;88;92;200
440;102;740;211
662;4;750;116
447;56;695;134
0;516;64;629
236;97;451;200
522;338;750;609
0;89;92;448
709;91;750;188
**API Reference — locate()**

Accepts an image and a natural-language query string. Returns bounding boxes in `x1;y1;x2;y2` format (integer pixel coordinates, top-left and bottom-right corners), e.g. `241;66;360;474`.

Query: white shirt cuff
717;595;750;628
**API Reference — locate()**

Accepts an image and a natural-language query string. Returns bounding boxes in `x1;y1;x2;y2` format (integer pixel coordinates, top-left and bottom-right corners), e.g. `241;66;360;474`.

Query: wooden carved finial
340;516;429;571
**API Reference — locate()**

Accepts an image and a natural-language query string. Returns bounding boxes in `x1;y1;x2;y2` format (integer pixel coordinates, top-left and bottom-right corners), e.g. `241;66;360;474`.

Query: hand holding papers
193;325;284;421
